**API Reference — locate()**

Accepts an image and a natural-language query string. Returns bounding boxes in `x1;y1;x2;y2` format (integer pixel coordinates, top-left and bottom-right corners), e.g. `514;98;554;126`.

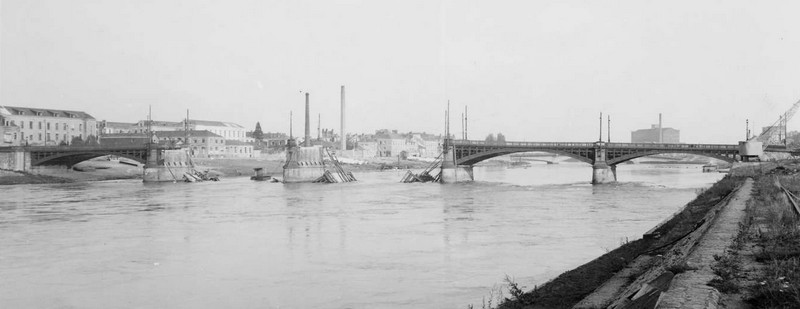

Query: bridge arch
456;148;594;166
606;150;736;166
32;151;146;167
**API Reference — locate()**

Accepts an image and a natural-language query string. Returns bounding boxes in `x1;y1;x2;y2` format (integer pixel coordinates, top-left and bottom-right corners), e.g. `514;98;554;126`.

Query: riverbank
0;158;143;185
0;156;435;185
496;161;800;309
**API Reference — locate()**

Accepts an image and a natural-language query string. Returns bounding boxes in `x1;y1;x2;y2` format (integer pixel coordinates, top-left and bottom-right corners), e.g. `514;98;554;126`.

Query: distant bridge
0;144;178;170
449;140;740;165
440;139;741;184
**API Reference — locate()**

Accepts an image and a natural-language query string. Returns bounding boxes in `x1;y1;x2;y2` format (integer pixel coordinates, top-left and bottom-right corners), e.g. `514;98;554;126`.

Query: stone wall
0;150;29;171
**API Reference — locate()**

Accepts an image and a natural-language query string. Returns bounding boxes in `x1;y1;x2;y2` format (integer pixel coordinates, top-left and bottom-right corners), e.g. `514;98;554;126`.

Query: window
13;133;17;140
79;124;82;131
38;133;42;141
38;122;42;129
55;134;59;140
47;123;50;130
47;133;51;141
55;123;59;130
29;121;33;129
202;138;206;143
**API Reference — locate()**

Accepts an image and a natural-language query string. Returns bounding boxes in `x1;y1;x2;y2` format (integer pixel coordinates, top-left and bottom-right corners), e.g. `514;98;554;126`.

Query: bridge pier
592;162;617;184
440;145;474;183
282;139;327;183
591;143;616;184
0;148;30;172
143;147;195;182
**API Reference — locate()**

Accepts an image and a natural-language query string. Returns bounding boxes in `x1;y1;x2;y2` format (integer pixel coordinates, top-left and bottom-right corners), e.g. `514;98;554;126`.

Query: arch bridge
0;144;178;170
441;139;740;184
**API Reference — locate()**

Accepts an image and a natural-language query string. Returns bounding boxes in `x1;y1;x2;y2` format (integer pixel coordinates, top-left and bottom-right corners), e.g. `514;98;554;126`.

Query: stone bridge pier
440;146;474;183
592;143;617;184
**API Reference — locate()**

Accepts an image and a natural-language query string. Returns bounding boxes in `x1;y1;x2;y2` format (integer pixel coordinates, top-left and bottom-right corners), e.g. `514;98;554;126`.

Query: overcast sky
2;0;800;143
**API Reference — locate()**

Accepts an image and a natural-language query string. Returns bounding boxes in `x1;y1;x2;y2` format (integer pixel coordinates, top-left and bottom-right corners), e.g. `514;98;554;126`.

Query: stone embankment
654;179;752;308
498;163;787;309
572;179;754;309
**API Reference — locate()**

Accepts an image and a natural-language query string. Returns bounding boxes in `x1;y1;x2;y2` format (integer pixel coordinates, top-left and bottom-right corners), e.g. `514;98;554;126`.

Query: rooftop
0;106;95;120
188;119;245;129
156;130;222;138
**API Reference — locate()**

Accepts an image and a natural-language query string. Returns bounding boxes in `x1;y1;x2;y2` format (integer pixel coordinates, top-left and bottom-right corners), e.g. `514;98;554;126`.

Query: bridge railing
14;143;179;152
451;139;738;150
606;142;738;150
450;140;596;148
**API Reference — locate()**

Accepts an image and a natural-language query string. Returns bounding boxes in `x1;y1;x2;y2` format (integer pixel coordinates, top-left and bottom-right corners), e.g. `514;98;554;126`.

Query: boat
250;168;272;181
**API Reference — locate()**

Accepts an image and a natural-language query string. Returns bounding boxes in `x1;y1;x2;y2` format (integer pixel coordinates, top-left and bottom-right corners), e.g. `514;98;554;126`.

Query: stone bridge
441;139;740;184
0;144;178;171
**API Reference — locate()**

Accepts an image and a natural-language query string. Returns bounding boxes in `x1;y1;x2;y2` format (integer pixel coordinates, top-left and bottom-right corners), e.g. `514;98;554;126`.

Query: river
0;163;724;308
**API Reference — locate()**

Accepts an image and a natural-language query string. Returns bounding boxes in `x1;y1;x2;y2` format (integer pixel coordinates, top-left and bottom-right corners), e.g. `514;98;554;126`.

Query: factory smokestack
340;86;346;151
304;92;311;147
658;113;663;143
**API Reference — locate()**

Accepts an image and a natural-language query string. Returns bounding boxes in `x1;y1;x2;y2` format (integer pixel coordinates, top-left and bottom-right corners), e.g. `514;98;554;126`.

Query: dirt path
657;178;754;309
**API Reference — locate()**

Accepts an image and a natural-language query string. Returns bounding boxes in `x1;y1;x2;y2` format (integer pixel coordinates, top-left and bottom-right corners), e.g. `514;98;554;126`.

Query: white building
0;106;98;146
188;120;248;142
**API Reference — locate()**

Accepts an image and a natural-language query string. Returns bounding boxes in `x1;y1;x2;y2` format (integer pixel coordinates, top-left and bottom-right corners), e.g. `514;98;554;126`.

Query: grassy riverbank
702;166;800;308
494;161;800;309
496;175;747;309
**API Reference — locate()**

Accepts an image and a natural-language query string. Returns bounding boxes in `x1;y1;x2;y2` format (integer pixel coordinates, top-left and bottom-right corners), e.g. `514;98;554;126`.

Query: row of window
3;120;87;132
10;132;83;142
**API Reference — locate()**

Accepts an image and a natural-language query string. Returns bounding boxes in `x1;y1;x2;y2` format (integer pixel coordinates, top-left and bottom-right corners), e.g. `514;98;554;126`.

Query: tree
71;136;84;145
485;134;496;143
496;133;506;143
85;135;99;145
253;122;264;141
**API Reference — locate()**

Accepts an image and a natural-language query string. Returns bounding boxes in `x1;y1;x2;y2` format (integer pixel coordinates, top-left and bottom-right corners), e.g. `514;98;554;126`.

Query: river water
0;163;724;308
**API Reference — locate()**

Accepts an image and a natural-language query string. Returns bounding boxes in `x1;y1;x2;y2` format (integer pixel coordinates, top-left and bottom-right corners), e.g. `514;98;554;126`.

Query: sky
2;0;800;143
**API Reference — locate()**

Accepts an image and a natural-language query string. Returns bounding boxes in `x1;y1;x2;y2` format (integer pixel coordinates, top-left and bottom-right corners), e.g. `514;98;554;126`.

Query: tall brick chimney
304;92;310;147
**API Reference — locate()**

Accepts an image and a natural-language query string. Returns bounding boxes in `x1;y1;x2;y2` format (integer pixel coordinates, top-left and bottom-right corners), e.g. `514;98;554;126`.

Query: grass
709;253;743;293
736;173;800;308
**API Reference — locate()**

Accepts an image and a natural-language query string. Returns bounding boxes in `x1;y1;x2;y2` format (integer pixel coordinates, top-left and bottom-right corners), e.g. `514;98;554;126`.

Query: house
224;140;254;158
187;119;247;142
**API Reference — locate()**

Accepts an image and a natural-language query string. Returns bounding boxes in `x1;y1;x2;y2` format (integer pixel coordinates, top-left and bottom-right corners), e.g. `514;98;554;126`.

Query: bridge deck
450;140;739;150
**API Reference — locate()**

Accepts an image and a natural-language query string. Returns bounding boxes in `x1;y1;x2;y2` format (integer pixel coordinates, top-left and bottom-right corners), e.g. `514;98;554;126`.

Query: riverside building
0;106;98;146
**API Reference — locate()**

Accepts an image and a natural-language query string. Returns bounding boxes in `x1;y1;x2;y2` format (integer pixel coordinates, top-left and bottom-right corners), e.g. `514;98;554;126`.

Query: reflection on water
0;163;723;308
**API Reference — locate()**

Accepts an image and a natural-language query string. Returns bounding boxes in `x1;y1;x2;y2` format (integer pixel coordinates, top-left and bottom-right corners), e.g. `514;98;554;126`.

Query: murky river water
0;163;724;308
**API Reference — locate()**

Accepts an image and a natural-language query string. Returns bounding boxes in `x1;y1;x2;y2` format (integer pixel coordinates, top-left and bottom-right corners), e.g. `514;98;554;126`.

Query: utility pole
461;112;465;140
607;114;611;143
185;109;189;148
464;106;468;140
447;100;450;138
599;112;603;142
746;119;750;140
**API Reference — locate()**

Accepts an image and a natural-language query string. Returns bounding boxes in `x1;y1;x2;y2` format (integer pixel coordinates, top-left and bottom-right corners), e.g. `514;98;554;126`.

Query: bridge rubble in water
282;139;356;183
143;146;218;183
